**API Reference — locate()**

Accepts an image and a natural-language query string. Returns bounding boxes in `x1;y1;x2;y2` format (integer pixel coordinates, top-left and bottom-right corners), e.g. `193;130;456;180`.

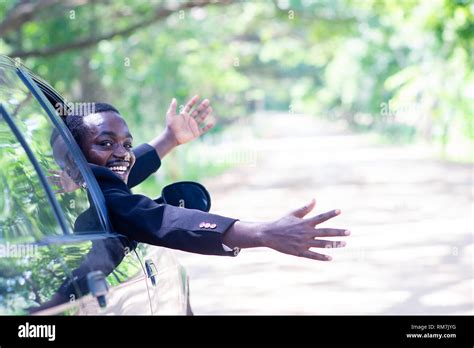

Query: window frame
0;58;117;243
16;66;113;234
0;103;69;237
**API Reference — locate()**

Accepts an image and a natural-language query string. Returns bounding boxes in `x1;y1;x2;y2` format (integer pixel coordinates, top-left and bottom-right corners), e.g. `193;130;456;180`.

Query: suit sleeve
127;143;161;189
92;165;239;256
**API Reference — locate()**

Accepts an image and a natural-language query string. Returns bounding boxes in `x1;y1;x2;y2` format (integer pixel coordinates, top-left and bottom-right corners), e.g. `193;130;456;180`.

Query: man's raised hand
166;95;214;145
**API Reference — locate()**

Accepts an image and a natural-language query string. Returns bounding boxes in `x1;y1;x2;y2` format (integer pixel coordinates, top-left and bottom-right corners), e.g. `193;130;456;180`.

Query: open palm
166;95;214;145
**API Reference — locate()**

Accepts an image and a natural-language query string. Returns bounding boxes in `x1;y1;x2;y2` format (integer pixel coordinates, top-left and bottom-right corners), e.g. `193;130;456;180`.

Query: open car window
0;106;63;243
0;58;108;238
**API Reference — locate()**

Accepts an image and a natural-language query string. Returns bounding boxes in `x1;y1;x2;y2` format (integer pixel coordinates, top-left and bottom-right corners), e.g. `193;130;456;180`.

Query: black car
0;55;192;315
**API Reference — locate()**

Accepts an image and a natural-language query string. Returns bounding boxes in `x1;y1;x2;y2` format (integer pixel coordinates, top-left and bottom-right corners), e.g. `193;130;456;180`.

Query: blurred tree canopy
1;0;472;163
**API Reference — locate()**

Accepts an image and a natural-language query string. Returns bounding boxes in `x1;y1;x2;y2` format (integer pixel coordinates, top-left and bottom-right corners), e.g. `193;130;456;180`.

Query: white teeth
109;165;127;173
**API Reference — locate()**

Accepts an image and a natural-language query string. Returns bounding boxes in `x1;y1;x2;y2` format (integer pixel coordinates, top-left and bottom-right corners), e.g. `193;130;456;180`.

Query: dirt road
174;113;473;314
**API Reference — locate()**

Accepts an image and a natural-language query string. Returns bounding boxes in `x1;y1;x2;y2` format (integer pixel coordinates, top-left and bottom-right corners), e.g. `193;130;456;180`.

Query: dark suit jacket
52;144;239;302
90;143;239;257
127;143;162;189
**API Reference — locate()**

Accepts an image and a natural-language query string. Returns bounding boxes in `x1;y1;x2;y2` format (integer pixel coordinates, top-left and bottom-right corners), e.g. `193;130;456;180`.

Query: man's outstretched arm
223;199;350;261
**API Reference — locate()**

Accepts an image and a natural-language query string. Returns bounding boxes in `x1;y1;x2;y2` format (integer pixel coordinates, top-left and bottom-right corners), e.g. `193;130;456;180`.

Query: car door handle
87;271;109;308
145;259;158;286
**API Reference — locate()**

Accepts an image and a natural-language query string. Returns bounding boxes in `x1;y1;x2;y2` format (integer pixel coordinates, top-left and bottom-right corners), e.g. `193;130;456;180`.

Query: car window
0;63;106;238
0;240;82;315
0;108;152;314
0;116;62;243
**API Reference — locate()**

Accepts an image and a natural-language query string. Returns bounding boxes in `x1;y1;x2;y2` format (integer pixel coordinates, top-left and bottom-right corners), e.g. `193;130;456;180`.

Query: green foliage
1;0;471;171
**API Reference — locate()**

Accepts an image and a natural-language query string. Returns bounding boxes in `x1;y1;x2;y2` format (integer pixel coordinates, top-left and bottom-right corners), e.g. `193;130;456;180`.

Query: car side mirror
154;181;211;212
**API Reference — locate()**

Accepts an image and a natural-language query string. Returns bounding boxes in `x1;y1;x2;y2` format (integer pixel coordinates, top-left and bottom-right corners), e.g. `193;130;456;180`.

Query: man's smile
107;161;131;176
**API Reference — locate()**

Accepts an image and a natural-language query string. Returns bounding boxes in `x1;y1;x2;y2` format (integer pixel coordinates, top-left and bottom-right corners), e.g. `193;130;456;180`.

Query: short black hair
64;102;120;148
91;103;120;115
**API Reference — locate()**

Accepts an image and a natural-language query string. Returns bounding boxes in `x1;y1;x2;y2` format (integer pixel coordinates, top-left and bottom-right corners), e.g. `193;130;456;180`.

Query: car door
0;104;83;315
135;243;191;314
0;56;153;315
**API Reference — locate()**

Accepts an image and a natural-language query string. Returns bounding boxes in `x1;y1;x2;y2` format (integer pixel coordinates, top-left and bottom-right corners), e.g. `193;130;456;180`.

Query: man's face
80;111;136;183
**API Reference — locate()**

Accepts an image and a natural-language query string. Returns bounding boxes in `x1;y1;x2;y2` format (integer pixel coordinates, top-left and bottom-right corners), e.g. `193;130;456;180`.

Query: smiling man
76;105;136;182
64;99;350;260
65;103;136;182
